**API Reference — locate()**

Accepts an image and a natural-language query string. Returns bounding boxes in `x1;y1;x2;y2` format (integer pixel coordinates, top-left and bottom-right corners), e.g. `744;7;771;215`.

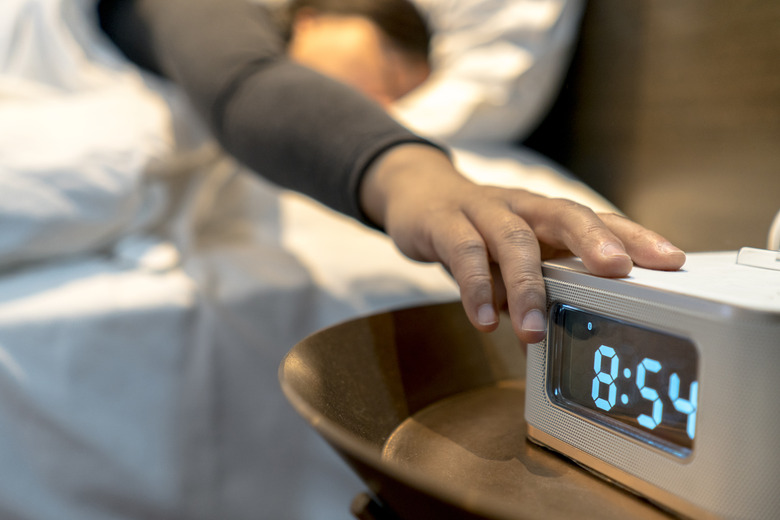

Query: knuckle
528;198;592;235
553;197;587;211
581;221;607;240
553;198;598;223
506;272;545;294
497;219;537;246
451;236;487;259
598;211;629;221
458;270;493;293
548;198;590;219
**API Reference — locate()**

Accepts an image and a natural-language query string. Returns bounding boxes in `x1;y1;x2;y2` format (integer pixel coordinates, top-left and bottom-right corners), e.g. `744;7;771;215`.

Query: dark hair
281;0;431;58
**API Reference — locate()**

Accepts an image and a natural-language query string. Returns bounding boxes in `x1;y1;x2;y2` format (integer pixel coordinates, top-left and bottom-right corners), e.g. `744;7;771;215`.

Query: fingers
427;194;685;345
427;213;499;332
523;198;632;277
449;196;685;345
455;199;549;344
521;198;685;277
597;213;686;270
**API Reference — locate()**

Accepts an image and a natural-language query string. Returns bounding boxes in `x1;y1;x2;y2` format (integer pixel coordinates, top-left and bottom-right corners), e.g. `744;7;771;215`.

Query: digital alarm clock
525;248;780;520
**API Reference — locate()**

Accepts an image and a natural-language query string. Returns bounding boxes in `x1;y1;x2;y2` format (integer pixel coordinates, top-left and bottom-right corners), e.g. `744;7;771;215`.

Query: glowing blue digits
637;358;663;429
669;373;698;439
592;345;619;411
589;344;697;441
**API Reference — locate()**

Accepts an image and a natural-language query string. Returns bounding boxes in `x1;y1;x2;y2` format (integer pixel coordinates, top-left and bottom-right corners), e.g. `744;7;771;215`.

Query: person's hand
360;144;686;344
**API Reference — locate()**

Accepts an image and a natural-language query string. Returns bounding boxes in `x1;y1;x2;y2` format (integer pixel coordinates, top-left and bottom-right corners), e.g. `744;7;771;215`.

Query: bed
0;1;618;518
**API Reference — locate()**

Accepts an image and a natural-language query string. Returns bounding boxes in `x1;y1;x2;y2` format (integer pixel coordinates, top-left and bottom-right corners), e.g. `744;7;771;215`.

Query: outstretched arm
99;0;685;343
98;0;437;221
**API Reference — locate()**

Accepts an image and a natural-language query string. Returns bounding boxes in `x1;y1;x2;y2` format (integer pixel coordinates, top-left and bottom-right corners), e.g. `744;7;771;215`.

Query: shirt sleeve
97;0;439;224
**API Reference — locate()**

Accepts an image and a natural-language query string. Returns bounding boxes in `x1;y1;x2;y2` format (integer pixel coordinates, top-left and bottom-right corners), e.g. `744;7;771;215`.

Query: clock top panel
543;250;780;314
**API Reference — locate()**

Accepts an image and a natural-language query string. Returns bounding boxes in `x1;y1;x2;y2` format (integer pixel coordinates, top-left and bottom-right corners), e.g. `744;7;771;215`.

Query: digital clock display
548;304;699;456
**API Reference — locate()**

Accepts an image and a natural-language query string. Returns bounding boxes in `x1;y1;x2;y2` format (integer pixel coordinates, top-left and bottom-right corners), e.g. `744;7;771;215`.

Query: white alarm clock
525;248;780;520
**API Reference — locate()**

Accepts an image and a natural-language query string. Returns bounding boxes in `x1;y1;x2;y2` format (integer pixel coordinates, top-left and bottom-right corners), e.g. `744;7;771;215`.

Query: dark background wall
525;1;780;252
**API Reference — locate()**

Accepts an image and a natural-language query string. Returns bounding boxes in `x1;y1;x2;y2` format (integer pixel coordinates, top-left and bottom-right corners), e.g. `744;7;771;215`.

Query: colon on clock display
548;304;700;457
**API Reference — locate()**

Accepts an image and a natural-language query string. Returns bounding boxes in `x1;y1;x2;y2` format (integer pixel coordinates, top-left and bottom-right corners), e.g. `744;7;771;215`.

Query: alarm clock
525;248;780;520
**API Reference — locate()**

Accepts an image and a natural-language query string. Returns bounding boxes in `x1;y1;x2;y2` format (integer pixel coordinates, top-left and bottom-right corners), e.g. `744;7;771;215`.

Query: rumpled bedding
0;1;614;519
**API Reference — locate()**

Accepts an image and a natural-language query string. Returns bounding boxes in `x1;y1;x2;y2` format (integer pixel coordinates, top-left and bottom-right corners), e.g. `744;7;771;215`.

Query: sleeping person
0;1;685;518
98;0;685;343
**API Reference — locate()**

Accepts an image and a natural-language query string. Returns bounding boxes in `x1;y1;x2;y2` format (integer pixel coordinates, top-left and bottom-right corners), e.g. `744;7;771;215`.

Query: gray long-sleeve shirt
98;0;439;225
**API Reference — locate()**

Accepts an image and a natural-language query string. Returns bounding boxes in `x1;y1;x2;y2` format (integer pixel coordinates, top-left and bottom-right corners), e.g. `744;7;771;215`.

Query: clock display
548;304;699;456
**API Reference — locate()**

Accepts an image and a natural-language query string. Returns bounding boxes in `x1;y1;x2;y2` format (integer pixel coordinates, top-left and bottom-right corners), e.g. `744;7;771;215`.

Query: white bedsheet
0;1;615;519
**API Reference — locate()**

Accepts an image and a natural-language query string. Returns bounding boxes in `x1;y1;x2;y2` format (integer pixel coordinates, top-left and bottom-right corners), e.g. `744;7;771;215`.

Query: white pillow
393;0;585;144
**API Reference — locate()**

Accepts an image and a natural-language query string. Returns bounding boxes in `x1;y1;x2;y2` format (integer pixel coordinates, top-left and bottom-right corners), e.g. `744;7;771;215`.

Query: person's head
281;0;431;106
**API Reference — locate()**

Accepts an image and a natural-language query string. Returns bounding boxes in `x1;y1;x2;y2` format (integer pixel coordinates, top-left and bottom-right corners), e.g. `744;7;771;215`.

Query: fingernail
658;242;683;255
602;243;630;259
477;304;497;326
521;309;546;333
